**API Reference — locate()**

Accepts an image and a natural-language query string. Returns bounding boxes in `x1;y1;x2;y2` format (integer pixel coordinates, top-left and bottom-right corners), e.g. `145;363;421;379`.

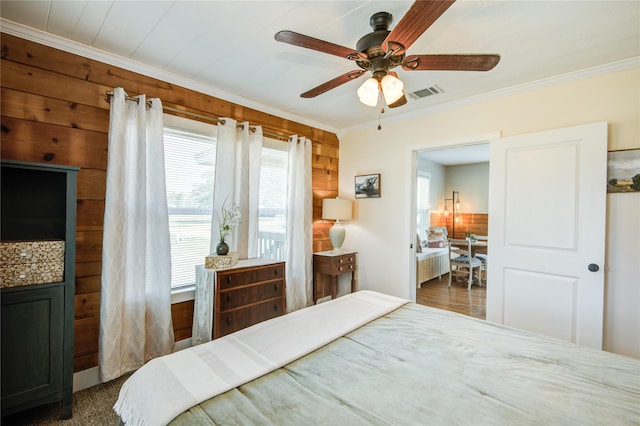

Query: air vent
409;85;444;99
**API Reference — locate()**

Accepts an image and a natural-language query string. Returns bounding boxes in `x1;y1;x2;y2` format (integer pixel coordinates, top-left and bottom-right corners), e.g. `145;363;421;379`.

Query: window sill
171;284;195;304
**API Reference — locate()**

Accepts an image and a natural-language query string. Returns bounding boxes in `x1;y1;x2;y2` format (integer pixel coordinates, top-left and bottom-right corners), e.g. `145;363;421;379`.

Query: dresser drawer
216;297;284;338
218;263;284;290
220;279;285;311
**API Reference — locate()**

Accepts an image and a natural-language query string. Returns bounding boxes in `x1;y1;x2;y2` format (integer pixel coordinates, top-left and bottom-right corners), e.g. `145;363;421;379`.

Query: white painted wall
445;163;489;214
339;67;640;358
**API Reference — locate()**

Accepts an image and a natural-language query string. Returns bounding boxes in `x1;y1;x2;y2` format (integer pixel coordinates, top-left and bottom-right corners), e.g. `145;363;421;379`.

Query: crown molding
0;18;339;136
342;56;640;134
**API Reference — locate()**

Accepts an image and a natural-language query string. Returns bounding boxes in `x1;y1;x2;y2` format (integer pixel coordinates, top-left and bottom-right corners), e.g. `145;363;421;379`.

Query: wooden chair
448;238;483;290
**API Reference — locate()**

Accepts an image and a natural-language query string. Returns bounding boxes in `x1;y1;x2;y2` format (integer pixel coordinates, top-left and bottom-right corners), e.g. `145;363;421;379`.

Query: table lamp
322;197;352;253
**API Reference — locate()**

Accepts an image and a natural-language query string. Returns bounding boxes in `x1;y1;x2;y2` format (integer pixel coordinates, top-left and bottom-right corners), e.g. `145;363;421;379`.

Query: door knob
588;263;599;272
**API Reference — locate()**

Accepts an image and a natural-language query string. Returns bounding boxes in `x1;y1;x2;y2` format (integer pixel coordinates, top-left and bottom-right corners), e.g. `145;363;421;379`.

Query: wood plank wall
430;213;489;241
1;34;337;372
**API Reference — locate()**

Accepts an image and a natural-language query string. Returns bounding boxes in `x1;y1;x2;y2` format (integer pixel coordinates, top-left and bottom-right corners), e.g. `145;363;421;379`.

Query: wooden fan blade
300;70;366;98
402;54;500;71
382;0;456;53
275;30;366;61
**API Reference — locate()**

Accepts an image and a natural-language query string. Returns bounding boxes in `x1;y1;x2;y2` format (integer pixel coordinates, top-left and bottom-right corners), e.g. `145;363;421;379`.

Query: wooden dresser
213;259;286;339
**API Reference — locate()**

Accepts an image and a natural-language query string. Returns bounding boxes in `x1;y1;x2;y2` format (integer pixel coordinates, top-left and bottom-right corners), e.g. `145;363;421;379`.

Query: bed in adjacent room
115;291;640;425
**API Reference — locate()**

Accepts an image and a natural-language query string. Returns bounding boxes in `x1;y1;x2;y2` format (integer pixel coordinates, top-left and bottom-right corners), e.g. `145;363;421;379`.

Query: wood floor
416;273;486;320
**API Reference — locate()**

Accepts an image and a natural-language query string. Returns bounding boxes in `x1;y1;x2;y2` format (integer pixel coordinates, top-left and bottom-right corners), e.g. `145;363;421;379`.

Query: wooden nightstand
313;251;357;303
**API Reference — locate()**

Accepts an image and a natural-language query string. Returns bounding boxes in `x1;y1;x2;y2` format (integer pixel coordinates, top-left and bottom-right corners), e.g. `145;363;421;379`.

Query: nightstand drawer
315;253;355;275
218;264;284;290
220;279;285;311
333;256;355;274
217;297;284;337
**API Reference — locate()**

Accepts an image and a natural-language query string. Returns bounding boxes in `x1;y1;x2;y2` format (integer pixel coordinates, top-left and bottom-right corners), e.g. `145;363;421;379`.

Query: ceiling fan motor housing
356;11;393;53
356;12;405;77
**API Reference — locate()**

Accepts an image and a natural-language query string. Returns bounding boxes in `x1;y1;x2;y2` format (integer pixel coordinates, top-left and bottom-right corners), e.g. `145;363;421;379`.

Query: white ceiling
1;1;639;135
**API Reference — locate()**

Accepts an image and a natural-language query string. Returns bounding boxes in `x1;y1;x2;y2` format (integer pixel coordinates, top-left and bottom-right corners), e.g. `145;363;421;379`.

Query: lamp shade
357;77;379;107
380;73;404;104
322;198;352;221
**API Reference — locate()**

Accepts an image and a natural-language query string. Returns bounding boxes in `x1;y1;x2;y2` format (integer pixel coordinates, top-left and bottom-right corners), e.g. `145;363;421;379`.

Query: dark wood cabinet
313;251;357;303
1;161;78;419
213;260;285;339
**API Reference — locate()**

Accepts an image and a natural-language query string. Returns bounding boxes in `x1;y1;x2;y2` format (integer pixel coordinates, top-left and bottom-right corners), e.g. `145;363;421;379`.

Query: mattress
165;300;640;425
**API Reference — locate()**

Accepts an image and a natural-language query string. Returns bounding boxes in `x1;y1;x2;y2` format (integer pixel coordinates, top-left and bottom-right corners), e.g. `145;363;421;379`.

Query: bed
115;291;640;425
416;247;449;287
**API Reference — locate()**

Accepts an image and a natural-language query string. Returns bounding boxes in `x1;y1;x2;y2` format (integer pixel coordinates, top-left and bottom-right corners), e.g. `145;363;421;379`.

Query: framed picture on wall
355;174;381;198
607;149;640;193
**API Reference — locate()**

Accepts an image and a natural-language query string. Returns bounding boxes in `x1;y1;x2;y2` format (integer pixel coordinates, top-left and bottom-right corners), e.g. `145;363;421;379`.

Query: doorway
413;143;490;319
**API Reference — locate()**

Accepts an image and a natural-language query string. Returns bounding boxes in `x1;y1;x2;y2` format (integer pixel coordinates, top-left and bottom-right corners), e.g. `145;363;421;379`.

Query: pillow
428;240;446;248
416;234;422;253
428;226;448;238
427;227;445;242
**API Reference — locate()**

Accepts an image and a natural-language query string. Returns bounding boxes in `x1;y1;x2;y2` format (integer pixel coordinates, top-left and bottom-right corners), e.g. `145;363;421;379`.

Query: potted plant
216;201;240;255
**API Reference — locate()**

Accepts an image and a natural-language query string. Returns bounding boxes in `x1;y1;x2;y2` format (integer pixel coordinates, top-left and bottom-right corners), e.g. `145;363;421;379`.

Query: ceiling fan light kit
275;0;500;120
357;73;404;107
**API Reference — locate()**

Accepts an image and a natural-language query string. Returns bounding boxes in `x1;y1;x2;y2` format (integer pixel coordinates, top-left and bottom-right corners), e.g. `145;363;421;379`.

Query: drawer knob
274;268;279;275
274;283;278;291
227;317;232;325
227;294;231;302
338;267;343;271
349;265;353;270
227;276;232;284
338;259;343;263
274;303;279;311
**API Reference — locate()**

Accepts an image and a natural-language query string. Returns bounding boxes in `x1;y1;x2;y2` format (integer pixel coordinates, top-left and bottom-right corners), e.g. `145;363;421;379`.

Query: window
416;172;431;241
258;140;288;261
163;115;289;288
164;115;217;288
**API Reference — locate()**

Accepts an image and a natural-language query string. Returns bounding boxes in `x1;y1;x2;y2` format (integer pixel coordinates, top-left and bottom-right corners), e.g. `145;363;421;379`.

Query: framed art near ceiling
355;174;381;198
607;149;640;193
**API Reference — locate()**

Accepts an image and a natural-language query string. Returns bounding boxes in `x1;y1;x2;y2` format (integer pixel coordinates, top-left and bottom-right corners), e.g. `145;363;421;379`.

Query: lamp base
329;221;346;253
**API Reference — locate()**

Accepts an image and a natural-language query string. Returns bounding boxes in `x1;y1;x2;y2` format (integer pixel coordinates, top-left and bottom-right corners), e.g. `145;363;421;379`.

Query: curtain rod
105;91;291;142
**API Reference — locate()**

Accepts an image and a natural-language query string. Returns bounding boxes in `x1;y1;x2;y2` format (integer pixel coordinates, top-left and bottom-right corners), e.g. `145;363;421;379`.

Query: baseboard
174;337;192;352
72;338;193;392
73;366;100;393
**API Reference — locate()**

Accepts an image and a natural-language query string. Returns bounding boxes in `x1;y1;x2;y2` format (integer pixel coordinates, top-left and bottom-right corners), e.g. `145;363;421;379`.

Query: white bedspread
114;290;408;426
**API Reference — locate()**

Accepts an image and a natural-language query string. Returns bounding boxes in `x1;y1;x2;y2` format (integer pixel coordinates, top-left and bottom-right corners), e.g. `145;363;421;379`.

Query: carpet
2;374;130;425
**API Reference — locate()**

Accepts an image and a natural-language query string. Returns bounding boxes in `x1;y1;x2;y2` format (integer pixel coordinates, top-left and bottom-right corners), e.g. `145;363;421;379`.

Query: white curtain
210;118;263;259
99;88;174;382
285;135;313;312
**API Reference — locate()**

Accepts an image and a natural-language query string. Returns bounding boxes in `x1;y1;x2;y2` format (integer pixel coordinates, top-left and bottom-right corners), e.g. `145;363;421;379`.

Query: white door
486;122;607;349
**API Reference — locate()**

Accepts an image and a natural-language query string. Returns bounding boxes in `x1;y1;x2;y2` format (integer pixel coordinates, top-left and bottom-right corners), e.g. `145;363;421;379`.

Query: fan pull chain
377;90;385;130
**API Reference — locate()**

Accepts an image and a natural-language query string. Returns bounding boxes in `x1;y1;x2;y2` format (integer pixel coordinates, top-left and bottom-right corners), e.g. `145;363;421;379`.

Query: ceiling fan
275;0;500;109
